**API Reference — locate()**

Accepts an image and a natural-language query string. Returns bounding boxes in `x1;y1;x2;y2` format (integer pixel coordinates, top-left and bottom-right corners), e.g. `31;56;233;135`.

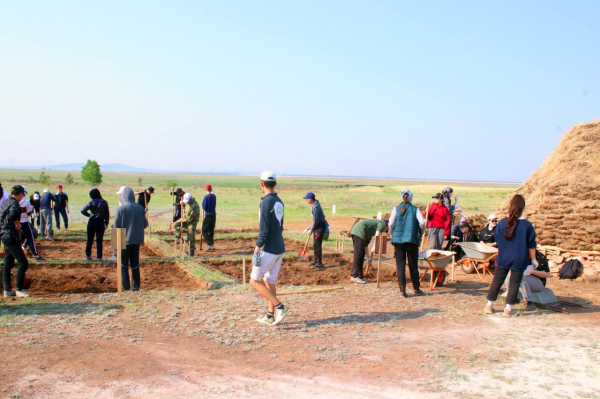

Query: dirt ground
161;236;306;257
34;240;159;260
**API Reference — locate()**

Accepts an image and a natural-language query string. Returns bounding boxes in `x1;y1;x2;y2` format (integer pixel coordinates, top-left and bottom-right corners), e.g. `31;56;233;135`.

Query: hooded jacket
81;189;110;225
114;187;147;245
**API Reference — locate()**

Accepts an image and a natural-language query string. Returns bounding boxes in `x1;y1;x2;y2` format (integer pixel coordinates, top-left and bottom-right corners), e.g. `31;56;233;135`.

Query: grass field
0;168;518;232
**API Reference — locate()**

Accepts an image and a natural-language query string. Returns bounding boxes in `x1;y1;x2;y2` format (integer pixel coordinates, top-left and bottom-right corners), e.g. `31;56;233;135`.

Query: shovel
298;233;312;261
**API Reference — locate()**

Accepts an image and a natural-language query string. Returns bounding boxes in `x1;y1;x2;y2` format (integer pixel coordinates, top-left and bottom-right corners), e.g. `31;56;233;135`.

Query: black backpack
559;259;581;280
535;251;550;286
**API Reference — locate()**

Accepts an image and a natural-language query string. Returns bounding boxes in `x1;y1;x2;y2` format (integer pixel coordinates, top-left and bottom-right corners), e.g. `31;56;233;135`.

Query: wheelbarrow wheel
432;271;446;286
461;260;477;274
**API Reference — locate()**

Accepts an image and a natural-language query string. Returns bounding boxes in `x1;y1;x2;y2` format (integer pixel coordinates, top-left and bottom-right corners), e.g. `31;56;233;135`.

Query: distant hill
6;163;151;173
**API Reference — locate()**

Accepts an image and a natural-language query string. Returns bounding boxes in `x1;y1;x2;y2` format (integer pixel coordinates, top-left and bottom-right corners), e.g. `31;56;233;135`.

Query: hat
56;185;63;189
442;187;453;194
400;189;413;201
432;193;443;200
260;171;276;182
460;222;471;229
11;185;25;195
205;184;212;191
303;192;315;200
175;188;184;195
487;214;497;221
116;186;126;195
147;187;155;193
183;193;192;204
33;193;40;200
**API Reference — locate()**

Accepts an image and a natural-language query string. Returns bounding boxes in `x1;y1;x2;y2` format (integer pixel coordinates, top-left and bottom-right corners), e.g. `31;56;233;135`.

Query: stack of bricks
538;245;600;281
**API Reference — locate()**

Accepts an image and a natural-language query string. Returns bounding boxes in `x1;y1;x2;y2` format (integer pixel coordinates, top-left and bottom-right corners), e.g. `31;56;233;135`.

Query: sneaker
3;290;16;298
96;258;103;262
47;237;54;241
34;255;44;261
207;245;215;251
484;304;494;314
16;290;31;298
108;255;117;261
524;301;536;311
400;291;408;298
351;276;366;284
313;263;325;269
502;308;515;318
256;314;275;325
86;256;93;261
413;289;425;296
361;277;370;283
189;251;195;257
272;306;290;326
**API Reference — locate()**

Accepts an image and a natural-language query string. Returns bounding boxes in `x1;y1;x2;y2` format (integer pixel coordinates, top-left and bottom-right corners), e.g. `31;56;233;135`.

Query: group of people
171;184;217;256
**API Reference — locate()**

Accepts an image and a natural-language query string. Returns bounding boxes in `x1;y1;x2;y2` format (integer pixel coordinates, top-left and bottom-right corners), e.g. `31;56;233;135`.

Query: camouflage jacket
185;198;200;225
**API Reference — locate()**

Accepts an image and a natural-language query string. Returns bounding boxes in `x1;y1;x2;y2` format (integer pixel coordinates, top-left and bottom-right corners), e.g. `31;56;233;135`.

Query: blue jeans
54;208;68;229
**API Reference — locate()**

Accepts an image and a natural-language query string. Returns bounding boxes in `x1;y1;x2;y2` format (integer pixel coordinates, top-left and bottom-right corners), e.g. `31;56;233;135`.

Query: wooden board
111;228;127;250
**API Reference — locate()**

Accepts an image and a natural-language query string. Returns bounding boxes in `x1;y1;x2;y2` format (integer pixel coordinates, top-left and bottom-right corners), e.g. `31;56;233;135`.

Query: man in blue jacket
302;192;327;268
250;171;289;327
39;189;55;240
201;184;217;250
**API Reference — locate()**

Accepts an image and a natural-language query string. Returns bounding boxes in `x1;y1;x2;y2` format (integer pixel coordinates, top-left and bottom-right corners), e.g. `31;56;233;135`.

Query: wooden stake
116;228;123;296
243;259;246;286
376;235;383;288
451;254;455;282
278;286;344;296
180;202;185;259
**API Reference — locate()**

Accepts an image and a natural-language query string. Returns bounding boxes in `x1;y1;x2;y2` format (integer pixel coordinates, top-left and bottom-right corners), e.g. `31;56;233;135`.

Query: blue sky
1;1;598;182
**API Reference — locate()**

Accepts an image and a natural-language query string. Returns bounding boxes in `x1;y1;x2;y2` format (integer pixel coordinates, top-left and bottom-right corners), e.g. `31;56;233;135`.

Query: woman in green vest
388;190;426;297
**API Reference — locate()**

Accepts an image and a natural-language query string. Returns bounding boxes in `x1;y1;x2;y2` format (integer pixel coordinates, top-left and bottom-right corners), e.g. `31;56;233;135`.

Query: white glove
532;259;539;269
524;265;534;276
252;251;261;268
303;227;311;235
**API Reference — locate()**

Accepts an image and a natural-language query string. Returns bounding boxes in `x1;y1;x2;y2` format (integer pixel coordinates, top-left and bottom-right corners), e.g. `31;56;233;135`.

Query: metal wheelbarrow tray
457;242;498;261
418;250;455;270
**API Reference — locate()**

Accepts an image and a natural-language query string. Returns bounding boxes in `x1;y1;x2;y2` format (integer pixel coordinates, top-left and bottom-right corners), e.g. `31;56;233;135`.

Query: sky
1;1;598;182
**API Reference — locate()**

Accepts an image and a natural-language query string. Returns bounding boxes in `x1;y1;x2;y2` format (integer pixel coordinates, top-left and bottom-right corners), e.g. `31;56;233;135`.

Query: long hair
400;193;409;215
504;194;526;240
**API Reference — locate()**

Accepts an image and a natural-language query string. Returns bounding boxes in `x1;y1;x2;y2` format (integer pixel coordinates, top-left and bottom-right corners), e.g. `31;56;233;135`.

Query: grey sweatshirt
114;187;148;245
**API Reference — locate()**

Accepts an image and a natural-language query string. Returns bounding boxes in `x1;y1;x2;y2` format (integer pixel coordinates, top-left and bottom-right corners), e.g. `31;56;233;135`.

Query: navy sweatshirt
311;199;326;230
256;193;285;255
202;193;217;216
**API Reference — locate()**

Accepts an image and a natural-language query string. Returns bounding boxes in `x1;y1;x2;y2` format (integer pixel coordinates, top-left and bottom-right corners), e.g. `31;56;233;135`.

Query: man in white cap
174;193;200;256
251;171;289;326
480;214;498;247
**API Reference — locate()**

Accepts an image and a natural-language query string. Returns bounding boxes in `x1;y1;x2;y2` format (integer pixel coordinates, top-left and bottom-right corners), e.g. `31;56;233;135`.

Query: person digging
251;171;289;326
349;218;388;284
302;192;327;268
174;193;200;257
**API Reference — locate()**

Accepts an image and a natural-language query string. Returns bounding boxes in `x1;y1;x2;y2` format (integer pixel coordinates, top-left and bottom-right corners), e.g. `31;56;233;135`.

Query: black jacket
0;197;22;245
480;225;496;244
311;199;326;230
256;193;285;255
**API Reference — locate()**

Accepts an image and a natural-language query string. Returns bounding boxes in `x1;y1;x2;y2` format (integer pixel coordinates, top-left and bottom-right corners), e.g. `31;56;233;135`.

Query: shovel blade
298;250;309;260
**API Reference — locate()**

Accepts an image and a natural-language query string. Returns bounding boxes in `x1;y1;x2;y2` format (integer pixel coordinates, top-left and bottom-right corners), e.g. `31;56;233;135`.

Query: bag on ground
559;259;582;280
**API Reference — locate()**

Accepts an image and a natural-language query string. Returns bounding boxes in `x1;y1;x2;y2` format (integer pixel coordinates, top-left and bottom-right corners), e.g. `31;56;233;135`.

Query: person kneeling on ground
302;192;327;268
388;189;426;297
175;193;200;256
251;171;289;326
1;185;31;298
114;187;148;291
350;218;388;284
81;188;110;261
202;184;217;251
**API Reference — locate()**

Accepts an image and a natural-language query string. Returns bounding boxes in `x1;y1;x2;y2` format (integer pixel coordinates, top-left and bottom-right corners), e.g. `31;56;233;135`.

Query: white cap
23;186;27;194
116;186;126;195
33;193;40;200
487;214;497;221
260;171;276;182
183;193;192;203
43;189;49;193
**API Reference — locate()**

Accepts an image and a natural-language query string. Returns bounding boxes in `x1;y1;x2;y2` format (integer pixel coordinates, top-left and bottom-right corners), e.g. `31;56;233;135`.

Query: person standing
172;188;185;223
136;186;154;211
388;190;426;297
29;191;41;228
114;187;148;291
1;185;31;298
442;187;459;223
201;184;217;250
81;188;110;261
484;194;538;317
54;185;69;231
19;187;43;261
39;189;55;240
250;171;289;326
426;193;451;250
349;218;388;284
302;192;327;268
0;182;9;208
175;193;200;256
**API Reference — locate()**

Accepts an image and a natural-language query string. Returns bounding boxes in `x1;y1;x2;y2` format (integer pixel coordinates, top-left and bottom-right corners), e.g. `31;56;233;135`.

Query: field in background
0;169;518;232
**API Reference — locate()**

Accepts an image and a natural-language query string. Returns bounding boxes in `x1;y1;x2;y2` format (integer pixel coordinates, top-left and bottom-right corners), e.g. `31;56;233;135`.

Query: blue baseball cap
303;192;316;200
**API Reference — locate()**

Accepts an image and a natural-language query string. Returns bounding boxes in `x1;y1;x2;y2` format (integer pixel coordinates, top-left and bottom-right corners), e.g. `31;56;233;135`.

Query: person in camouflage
175;193;200;256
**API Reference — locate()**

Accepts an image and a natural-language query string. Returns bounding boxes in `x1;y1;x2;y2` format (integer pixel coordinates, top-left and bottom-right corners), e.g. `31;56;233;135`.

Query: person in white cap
251;171;289;326
174;193;200;256
480;214;498;247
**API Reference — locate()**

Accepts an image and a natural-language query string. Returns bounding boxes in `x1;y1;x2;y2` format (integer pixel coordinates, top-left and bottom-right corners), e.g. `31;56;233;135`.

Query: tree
65;172;75;185
39;171;51;185
81;160;103;185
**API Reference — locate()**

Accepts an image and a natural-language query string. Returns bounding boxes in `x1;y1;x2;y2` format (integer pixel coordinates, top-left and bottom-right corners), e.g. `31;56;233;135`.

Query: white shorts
250;252;283;284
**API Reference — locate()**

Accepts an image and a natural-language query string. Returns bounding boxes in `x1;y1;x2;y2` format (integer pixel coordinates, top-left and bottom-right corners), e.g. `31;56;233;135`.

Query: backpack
323;221;330;241
559;259;582;280
535;251;550;286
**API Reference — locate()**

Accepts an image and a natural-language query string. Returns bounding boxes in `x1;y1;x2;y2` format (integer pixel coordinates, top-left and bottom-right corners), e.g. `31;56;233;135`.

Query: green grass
0;168;518;232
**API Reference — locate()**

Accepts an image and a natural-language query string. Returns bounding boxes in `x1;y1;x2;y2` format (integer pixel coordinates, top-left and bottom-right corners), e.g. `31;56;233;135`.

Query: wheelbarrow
457;242;498;279
417;249;455;290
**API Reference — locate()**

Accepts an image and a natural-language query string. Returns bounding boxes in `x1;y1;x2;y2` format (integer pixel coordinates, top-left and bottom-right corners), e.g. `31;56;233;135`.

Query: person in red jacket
426;193;451;250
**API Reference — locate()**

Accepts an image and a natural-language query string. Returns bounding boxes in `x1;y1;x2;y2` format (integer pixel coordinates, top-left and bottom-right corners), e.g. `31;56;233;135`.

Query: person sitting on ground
202;184;217;251
29;191;41;228
480;215;498;247
251;171;289;326
302;192;327;268
114;187;148;291
81;188;110;261
135;187;154;212
19;187;43;261
426;193;451;250
175;193;200;256
350;218;388;284
388;189;426;297
1;185;31;298
54;185;69;231
484;194;537;317
39;189;55;240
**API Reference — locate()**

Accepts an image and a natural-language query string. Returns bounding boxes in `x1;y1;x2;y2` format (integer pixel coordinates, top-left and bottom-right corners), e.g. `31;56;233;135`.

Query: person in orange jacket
426;193;451;250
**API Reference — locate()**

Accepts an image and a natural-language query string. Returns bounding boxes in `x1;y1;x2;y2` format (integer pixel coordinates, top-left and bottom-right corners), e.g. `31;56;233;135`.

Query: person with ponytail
388;190;426;297
484;194;538;317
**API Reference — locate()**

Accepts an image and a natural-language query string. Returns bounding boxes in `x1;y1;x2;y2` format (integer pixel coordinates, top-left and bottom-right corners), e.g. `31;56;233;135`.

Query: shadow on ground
0;301;122;316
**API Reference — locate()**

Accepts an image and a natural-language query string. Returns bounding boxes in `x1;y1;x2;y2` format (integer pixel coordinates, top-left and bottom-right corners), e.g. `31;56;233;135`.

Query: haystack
498;119;600;251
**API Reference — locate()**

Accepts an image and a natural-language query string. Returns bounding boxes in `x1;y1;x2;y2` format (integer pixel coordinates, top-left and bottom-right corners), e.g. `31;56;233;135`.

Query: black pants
202;215;216;246
173;207;181;223
54;208;68;229
21;222;39;256
351;235;366;279
86;219;105;259
487;267;524;306
121;244;141;291
2;240;29;291
313;223;325;265
394;243;420;292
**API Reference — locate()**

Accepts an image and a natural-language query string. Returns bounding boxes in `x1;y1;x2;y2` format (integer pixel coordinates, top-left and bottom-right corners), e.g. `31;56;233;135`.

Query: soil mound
498;119;600;251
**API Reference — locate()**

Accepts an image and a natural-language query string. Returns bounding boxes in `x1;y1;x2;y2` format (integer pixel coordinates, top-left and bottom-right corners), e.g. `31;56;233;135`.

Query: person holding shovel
302;192;327;268
1;185;31;298
201;184;217;251
426;193;451;250
251;171;289;326
388;189;426;297
174;193;200;256
136;187;154;210
349;218;388;284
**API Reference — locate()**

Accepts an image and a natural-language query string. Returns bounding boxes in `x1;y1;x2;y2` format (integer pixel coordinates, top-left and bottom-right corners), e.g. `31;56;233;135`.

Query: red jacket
426;202;451;237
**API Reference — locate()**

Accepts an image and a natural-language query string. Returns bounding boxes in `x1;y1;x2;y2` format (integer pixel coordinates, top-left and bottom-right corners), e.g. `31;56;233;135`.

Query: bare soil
161;236;306;257
35;240;159;260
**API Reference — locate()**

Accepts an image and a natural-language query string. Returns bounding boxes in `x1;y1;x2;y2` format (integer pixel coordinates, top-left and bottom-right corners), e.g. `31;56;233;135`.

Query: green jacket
350;219;387;245
185;198;200;225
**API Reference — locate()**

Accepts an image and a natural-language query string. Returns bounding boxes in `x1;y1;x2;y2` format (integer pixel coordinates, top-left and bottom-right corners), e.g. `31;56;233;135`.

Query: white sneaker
3;290;16;298
108;255;117;261
351;276;366;284
16;290;30;298
255;314;275;325
272;306;290;326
